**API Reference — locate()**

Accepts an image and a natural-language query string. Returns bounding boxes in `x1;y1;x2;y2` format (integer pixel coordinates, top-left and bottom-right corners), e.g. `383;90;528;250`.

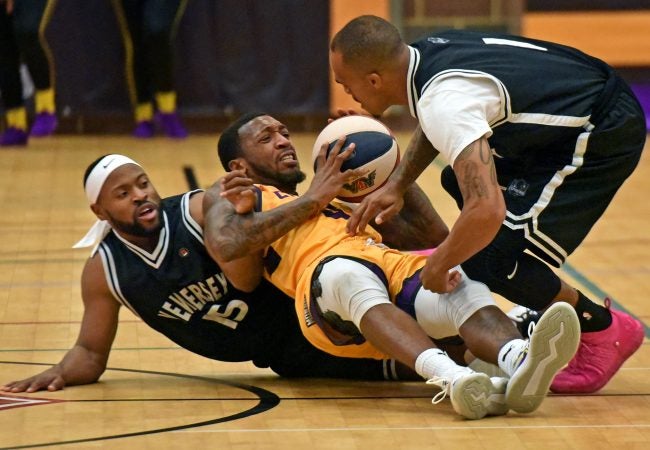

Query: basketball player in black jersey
205;112;584;419
3;145;464;394
330;15;646;394
3;154;431;394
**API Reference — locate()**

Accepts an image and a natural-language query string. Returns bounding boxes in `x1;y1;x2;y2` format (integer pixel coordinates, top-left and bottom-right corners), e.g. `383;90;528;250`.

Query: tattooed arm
202;179;322;291
369;127;448;249
420;136;505;293
347;125;440;235
203;140;365;291
390;124;440;190
203;177;324;259
373;182;448;250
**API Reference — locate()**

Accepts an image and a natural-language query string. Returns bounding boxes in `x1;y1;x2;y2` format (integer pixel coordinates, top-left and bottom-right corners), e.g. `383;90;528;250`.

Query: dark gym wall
42;0;329;122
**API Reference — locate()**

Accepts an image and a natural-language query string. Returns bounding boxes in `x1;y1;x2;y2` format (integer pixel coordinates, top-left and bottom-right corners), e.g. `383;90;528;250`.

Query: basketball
311;115;400;203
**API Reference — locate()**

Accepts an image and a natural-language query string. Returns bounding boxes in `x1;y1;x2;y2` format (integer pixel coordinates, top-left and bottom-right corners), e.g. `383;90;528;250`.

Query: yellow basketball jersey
254;184;429;360
254;184;382;298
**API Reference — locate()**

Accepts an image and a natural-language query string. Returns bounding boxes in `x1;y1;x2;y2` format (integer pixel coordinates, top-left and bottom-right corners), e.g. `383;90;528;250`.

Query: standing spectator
0;0;58;147
112;0;188;139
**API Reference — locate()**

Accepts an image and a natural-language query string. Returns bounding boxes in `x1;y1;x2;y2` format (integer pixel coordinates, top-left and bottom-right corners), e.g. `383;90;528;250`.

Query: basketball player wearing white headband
3;154;453;395
205;113;580;420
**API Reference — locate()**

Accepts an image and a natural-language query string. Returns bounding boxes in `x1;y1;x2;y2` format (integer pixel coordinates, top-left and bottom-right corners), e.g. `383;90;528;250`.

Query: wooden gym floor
0;131;648;449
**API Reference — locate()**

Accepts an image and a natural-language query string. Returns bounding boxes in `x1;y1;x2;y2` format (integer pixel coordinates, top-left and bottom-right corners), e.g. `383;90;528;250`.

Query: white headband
84;154;141;204
73;154;142;251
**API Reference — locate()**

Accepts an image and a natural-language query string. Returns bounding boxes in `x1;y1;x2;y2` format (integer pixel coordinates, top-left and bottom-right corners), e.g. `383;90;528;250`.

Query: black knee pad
461;247;560;311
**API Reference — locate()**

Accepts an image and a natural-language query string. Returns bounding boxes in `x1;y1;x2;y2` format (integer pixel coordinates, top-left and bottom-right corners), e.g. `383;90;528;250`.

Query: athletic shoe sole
505;302;580;413
451;373;507;419
487;377;509;416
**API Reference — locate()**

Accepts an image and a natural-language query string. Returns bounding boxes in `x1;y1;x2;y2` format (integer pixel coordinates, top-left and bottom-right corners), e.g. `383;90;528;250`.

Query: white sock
497;339;528;377
415;348;471;380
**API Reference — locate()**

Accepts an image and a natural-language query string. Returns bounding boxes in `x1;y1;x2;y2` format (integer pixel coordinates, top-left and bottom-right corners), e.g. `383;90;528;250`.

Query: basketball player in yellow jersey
205;113;581;420
249;183;444;359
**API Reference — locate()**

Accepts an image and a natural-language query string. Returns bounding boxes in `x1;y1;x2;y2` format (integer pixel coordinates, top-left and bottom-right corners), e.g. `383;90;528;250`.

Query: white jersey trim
98;244;140;317
509;112;591;128
406;46;421;118
503;130;591;265
482;38;548;52
112;211;170;269
406;47;593;132
181;190;204;245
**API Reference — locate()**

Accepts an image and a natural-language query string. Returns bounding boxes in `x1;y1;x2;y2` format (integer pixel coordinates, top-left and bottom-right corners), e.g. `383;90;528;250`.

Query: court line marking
0;361;280;450
176;423;650;433
563;261;650;337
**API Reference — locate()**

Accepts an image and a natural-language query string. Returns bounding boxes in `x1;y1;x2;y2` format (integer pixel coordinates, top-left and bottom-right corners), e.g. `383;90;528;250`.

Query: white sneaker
468;357;509;378
487;377;509;416
505;302;580;413
507;305;542;337
428;372;509;419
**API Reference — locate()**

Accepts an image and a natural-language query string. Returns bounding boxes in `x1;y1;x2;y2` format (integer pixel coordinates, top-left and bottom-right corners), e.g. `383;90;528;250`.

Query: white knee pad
414;267;496;339
316;258;391;327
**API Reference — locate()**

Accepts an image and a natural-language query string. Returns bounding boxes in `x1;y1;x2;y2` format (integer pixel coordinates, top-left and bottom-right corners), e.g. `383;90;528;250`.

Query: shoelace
527;320;536;338
507;323;534;373
507;306;541;337
426;377;451;404
506;305;533;322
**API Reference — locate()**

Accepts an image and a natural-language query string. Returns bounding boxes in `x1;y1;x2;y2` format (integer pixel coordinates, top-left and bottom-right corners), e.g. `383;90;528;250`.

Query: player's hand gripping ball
312;115;400;203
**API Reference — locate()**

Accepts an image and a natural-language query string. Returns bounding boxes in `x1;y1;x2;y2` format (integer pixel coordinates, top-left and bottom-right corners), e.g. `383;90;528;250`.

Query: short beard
111;218;163;237
108;207;163;238
248;163;306;193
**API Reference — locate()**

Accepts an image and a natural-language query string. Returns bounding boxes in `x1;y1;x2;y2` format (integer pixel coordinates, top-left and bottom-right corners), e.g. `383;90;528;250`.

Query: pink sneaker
550;299;645;393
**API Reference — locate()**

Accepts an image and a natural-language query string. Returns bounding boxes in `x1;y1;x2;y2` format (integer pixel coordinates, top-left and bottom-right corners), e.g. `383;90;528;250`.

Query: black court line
0;347;176;353
183;165;200;190
0;361;280;450
2;359;650;449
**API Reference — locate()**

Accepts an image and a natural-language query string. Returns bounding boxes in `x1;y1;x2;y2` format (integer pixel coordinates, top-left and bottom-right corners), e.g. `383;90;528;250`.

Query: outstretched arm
1;255;120;393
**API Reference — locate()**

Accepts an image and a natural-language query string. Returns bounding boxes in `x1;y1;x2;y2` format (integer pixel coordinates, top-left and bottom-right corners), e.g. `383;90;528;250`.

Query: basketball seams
312;116;400;203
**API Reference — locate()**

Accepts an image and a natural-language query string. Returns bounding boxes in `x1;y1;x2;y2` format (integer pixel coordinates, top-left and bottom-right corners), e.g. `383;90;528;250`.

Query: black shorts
441;80;646;268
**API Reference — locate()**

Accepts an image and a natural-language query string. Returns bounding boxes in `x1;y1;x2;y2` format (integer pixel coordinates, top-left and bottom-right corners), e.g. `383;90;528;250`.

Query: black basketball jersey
95;191;299;364
409;30;620;162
